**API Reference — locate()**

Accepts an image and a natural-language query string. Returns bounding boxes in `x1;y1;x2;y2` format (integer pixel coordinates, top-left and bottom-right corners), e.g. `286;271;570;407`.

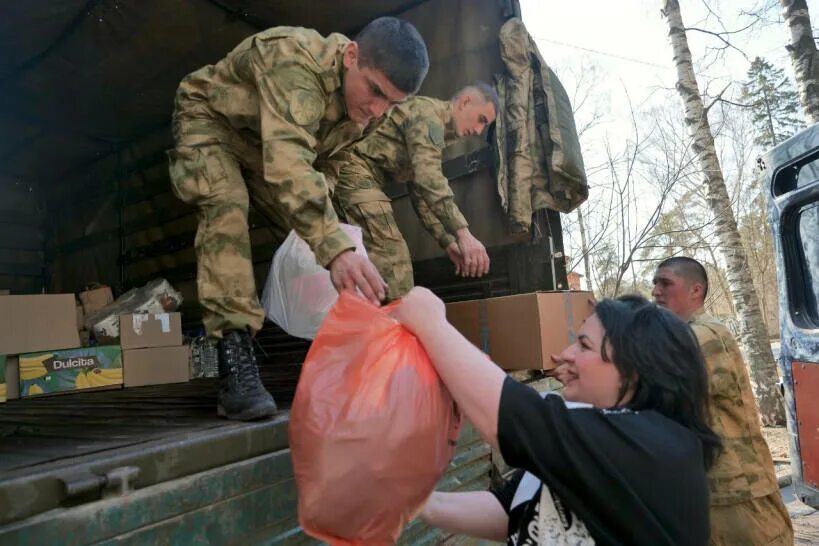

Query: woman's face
558;314;628;408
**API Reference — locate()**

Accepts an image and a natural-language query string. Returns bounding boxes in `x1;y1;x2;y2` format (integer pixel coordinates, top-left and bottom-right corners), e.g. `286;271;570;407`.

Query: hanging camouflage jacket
494;18;588;233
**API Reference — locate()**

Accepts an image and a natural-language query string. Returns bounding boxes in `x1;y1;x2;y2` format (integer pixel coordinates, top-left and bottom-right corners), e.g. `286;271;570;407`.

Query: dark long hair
594;295;722;469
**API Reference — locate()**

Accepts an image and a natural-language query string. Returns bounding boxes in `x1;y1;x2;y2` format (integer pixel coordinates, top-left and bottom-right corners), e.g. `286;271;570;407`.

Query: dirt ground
762;426;792;479
762;426;790;459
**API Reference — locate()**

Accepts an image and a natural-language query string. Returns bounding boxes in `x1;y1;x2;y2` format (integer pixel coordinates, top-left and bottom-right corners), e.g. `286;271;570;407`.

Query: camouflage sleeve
403;114;469;234
256;62;353;267
409;182;456;249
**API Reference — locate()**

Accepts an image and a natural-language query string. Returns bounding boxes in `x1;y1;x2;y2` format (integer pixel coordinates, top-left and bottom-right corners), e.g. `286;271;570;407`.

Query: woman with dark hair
392;289;721;545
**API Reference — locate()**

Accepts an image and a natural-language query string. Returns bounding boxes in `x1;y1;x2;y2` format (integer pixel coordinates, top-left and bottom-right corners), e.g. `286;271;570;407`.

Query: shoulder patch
289;90;324;126
427;121;445;148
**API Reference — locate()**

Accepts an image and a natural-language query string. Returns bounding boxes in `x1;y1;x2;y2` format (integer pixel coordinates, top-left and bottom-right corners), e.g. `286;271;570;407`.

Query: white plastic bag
262;224;367;340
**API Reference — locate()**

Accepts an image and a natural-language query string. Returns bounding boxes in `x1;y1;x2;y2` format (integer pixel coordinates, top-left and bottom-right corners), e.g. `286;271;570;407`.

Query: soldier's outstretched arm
409;182;455;248
409;183;467;275
256;65;385;303
404;115;489;277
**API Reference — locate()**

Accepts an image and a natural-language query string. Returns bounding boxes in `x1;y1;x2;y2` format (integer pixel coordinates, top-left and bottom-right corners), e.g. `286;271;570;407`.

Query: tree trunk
780;0;819;123
576;207;594;292
662;0;785;425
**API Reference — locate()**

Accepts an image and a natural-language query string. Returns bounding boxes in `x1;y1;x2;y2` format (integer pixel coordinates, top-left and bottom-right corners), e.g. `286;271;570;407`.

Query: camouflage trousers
710;491;794;545
168;120;290;338
332;185;413;301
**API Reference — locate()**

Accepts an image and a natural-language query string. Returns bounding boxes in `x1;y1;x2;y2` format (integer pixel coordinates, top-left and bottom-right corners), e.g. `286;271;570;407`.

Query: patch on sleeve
289;90;324;126
427;121;445;148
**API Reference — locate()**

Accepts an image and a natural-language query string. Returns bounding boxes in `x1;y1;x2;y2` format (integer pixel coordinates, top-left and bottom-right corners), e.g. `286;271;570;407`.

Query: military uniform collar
321;42;346;96
688;308;708;323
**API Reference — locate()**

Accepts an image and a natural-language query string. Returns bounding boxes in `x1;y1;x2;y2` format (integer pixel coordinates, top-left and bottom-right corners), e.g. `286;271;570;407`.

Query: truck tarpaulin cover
289;292;460;545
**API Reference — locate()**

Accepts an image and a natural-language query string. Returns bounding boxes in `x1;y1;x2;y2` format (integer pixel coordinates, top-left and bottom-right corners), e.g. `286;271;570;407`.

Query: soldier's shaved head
454;81;500;118
652;256;708;319
355;17;429;94
450;81;499;138
657;257;709;299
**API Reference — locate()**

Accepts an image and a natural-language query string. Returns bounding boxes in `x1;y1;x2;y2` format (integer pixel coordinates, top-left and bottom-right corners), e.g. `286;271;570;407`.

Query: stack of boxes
0;294;116;399
120;312;190;387
0;285;595;400
0;288;191;403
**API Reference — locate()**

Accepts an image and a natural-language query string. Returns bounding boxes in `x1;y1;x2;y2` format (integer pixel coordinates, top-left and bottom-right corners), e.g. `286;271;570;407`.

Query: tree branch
684;26;750;59
704;83;734;113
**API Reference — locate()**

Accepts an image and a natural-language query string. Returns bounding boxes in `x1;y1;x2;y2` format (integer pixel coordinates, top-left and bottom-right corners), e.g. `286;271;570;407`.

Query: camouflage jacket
172;27;380;266
322;97;468;249
689;312;779;505
494;18;588;233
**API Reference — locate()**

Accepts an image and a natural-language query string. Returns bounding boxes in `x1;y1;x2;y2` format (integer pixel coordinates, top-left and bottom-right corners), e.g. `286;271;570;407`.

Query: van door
764;123;819;508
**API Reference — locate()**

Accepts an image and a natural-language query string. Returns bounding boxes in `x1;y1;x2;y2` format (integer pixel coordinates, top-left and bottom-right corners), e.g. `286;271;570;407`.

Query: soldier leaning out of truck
317;84;498;300
652;256;794;546
168;17;430;421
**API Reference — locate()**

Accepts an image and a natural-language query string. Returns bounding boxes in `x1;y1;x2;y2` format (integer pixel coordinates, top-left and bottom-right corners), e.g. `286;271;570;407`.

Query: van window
773;153;819;196
793;202;819;327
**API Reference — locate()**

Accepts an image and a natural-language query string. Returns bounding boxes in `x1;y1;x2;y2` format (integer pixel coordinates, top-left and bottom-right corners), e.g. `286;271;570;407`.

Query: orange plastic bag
290;292;461;545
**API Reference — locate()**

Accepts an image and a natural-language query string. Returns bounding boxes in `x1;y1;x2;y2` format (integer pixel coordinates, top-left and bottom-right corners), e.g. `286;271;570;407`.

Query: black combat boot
216;329;277;421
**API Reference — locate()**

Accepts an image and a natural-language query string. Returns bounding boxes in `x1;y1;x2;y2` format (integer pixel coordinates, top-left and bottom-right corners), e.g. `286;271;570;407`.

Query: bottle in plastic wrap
190;336;219;379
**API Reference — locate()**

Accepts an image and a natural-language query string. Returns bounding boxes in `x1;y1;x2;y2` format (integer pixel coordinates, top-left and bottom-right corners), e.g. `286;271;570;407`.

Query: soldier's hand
328;250;387;306
455;228;490;278
446;242;466;275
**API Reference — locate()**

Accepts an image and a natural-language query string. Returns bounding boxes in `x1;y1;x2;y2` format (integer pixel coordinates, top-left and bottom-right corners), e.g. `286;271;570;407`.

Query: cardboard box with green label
19;346;123;397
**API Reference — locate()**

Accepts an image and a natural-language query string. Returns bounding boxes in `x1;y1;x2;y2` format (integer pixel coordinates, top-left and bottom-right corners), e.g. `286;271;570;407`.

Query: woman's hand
392;286;447;337
393;286;505;450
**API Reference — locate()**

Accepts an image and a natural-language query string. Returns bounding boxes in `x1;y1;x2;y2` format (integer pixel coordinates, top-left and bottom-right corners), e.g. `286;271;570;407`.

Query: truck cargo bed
0;367;298;474
0;324;308;526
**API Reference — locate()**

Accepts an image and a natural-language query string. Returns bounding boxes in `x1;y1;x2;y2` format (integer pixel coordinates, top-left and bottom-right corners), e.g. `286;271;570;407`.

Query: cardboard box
5;357;19;400
123;346;190;388
119;313;183;349
19;346;122;398
445;291;595;370
79;285;114;315
0;295;81;355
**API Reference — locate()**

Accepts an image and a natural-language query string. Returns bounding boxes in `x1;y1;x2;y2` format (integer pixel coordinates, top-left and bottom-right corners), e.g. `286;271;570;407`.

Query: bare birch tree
780;0;819;123
662;0;785;425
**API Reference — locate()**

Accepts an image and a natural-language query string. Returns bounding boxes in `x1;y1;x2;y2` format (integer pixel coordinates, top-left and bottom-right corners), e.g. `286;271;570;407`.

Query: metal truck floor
0;364;300;525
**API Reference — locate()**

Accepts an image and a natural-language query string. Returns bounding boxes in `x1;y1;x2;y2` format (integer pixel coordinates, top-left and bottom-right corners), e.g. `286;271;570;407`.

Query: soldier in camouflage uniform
168;18;429;420
652;257;793;545
319;84;497;300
